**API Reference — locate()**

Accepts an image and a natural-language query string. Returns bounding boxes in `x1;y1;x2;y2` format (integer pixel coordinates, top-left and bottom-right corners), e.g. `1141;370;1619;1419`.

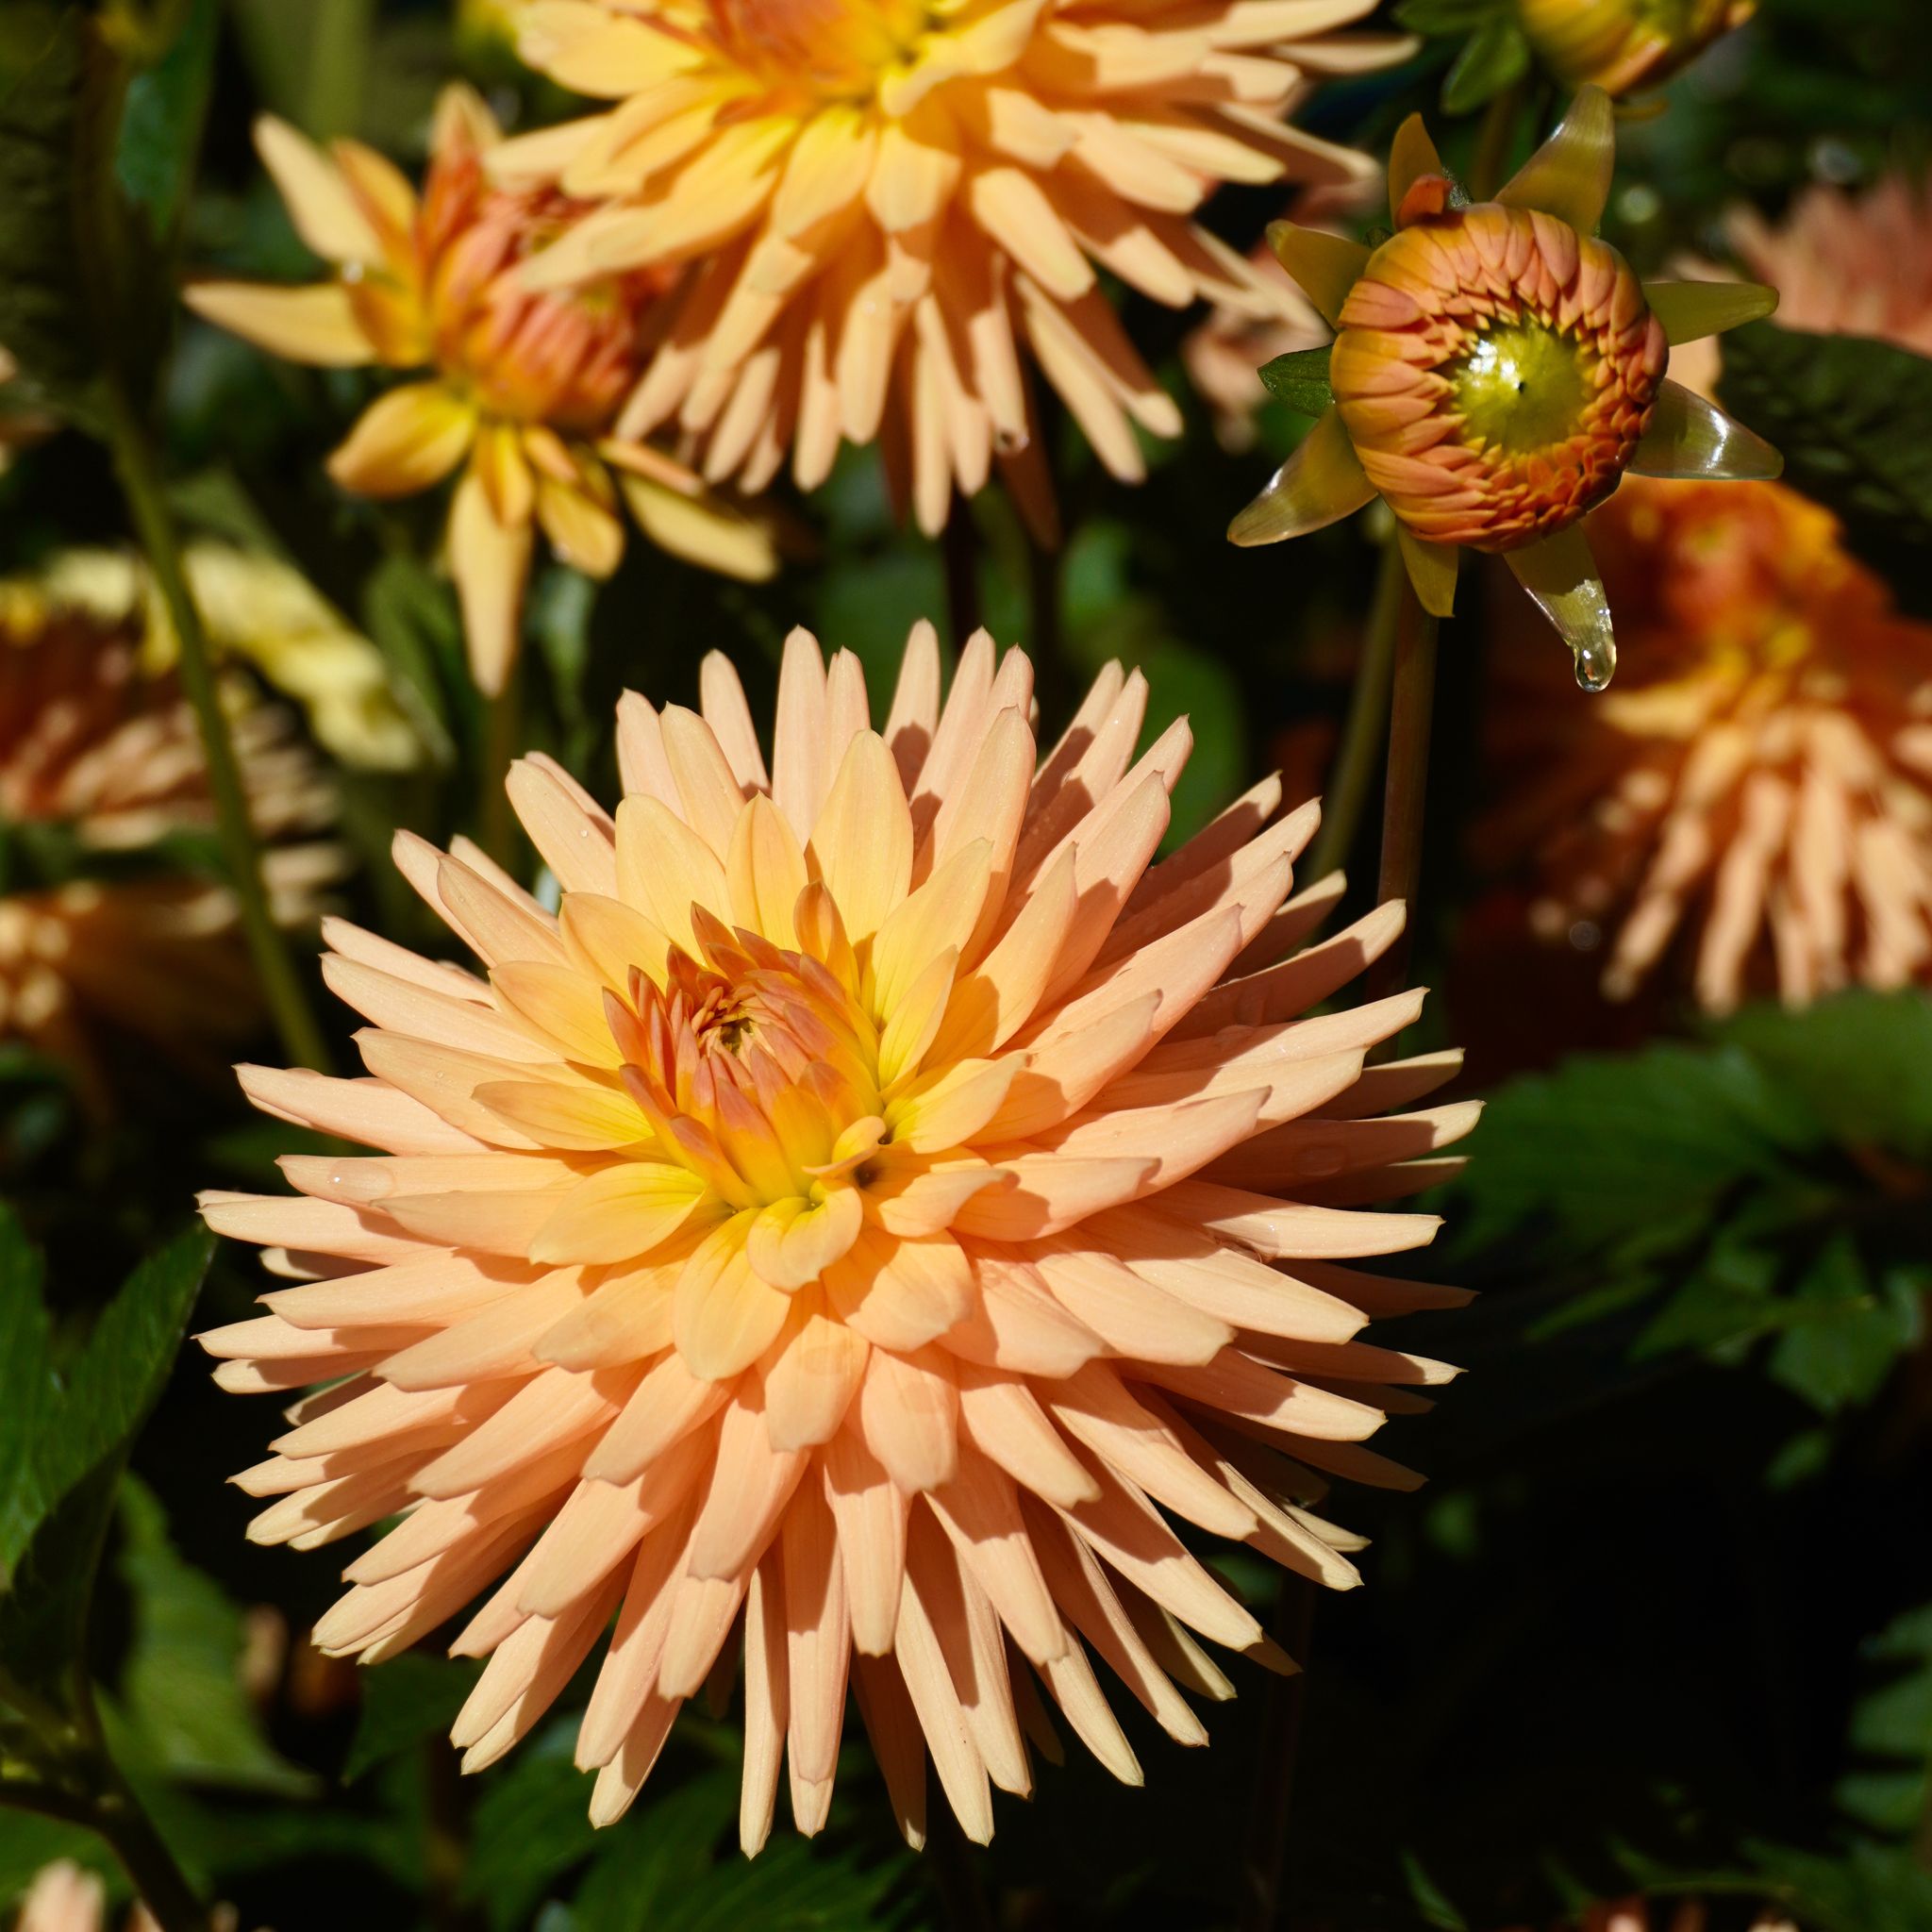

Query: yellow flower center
1447;321;1596;457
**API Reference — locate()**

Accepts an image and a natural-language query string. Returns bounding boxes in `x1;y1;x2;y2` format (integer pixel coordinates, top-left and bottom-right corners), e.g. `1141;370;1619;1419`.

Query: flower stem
105;382;332;1074
1368;575;1441;1008
1236;1576;1317;1932
1469;76;1529;202
477;651;525;869
1307;537;1405;883
91;1761;210;1932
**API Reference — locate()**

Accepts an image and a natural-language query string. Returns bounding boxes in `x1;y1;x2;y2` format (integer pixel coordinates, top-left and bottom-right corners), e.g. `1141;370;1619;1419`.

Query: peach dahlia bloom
1495;1901;1796;1932
495;0;1402;534
9;1866;157;1932
1516;0;1756;98
199;625;1473;1848
1231;90;1780;689
0;587;336;1108
187;86;774;698
1480;477;1932;1012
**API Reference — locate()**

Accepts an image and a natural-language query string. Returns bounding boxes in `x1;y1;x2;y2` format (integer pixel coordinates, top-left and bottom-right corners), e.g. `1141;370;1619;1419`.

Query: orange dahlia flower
1496;1900;1796;1932
1231;89;1780;691
186;86;775;697
1517;0;1756;97
1480;476;1932;1012
0;588;336;1110
493;0;1403;534
199;625;1473;1846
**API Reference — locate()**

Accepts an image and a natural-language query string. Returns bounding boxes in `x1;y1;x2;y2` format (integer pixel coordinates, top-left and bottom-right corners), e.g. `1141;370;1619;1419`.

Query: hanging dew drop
1572;632;1615;692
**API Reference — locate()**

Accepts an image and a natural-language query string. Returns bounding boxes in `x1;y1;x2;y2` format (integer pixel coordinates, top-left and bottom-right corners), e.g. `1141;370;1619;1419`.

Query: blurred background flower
1479;476;1932;1012
0;571;337;1111
1517;0;1757;97
188;85;775;694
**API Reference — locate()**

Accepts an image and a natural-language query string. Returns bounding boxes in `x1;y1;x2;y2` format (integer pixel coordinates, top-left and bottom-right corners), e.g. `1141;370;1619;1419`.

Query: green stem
105;384;332;1074
91;1762;209;1932
1375;580;1440;916
1468;75;1529;202
1306;536;1404;883
303;0;375;139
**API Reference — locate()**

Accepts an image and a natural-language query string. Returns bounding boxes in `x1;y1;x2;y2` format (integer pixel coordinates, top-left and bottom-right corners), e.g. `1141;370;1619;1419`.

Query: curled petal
1627;380;1784;482
1496;84;1614;234
1227;409;1374;547
1386;113;1446;225
1641;278;1778;346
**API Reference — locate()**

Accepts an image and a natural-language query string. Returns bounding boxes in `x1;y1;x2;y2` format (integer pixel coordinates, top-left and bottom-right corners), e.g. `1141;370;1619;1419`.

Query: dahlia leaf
114;0;217;248
1765;1241;1924;1417
1837;1600;1932;1838
1257;345;1335;418
0;1222;212;1704
1441;14;1530;114
108;1476;316;1796
342;1653;483;1785
1716;321;1932;558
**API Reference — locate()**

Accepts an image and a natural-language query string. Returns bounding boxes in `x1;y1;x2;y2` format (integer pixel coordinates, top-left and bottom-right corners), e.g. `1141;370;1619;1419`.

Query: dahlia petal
1027;1240;1233;1365
1265;221;1369;327
586;1354;729;1486
528;1162;708;1265
491;963;627;1067
1386;112;1445;225
1496;83;1615;234
1051;1453;1265;1652
1628;379;1783;482
726;793;811;948
870;839;995;1019
659;705;750;859
254;114;383;262
954;1363;1100;1508
950;1154;1158;1241
859;1344;959;1493
533;1257;683;1372
687;1383;808;1581
329;384;476;499
614;794;735;955
1034;1621;1142;1787
1228;408;1375;546
852;1651;928;1850
824;1427;911;1657
739;1551;790;1857
824;1227;974;1354
435;850;568;968
412;1364;634;1498
559;893;674;996
473;1078;649;1152
1025;1501;1208;1745
376;1273;589;1388
184;279;373;366
762;1290;870;1449
774;1473;853;1792
236;1064;487;1154
1138;1348;1383;1445
198;1190;428;1263
674;1223;791;1378
458;1571;626;1774
895;1533;996;1843
587;1687;684;1826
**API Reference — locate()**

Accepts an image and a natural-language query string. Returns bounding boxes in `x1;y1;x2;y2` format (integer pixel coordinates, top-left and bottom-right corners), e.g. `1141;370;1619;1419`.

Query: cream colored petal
183;280;374;365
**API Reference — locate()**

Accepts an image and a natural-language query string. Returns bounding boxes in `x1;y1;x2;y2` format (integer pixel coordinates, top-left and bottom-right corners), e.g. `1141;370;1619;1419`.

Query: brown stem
1306;538;1405;884
1236;1578;1318;1932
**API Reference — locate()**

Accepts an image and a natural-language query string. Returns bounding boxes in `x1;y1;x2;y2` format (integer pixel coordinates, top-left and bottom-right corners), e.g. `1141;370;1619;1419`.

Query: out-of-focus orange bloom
1480;475;1932;1013
1517;0;1756;97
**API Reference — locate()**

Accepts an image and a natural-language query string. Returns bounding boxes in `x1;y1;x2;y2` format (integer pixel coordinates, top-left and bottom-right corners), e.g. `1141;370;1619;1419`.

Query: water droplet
1572;632;1616;691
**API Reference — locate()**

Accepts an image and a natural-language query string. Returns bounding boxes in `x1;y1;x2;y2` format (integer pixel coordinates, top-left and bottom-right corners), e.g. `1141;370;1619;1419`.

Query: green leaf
1257;346;1334;419
1441;15;1530;112
342;1654;482;1785
1719;991;1932;1158
114;0;215;246
1715;324;1932;551
461;1725;608;1932
107;1476;315;1796
1838;1603;1932;1838
1395;0;1505;31
1766;1239;1923;1415
1399;1848;1471;1931
0;1221;213;1706
0;1215;53;1579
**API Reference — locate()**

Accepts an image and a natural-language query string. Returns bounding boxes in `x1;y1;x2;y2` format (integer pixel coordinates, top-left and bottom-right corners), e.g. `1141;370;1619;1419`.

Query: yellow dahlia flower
200;625;1473;1846
1517;0;1756;97
0;571;335;1110
494;0;1404;534
1231;89;1780;691
186;85;776;698
1;542;419;771
1481;476;1932;1013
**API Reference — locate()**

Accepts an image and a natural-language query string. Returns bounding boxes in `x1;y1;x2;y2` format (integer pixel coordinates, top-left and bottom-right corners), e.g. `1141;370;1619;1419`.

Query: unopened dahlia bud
1230;88;1781;692
1519;0;1757;98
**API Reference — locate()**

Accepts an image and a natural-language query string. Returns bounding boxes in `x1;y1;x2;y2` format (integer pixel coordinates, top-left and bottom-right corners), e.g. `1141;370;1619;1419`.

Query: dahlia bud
1230;87;1781;691
1518;0;1757;98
